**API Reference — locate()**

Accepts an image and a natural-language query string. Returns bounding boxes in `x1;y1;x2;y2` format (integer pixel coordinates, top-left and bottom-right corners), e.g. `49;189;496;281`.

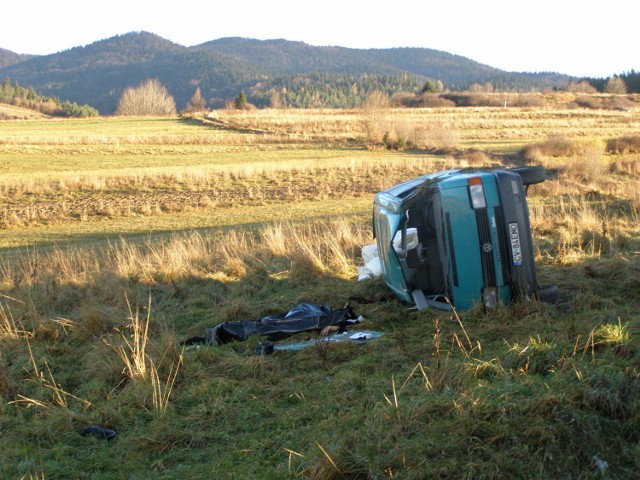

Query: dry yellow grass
218;101;640;144
0;217;371;296
0;106;638;259
0;103;49;120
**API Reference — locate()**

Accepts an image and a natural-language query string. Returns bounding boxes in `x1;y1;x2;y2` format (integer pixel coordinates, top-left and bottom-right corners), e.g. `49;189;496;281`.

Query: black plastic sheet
205;303;359;345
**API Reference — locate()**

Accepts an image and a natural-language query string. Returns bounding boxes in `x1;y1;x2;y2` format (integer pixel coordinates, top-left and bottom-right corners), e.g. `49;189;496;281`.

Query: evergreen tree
1;77;11;98
234;91;247;109
421;79;438;93
13;80;26;98
620;70;640;93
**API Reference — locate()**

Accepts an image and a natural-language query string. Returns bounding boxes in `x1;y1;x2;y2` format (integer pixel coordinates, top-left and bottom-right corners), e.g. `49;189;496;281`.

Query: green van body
373;167;548;310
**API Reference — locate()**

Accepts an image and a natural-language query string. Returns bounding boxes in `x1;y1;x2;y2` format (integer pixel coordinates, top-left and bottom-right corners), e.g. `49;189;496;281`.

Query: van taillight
468;177;486;209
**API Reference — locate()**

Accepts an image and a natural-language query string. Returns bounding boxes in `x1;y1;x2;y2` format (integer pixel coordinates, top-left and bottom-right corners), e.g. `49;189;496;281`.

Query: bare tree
604;76;627;95
361;91;391;145
182;87;207;114
268;89;281;108
116;79;177;116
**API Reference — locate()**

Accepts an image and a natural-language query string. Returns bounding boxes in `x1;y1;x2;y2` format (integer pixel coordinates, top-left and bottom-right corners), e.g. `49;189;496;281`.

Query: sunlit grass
0;116;226;140
0;196;372;251
0;145;440;195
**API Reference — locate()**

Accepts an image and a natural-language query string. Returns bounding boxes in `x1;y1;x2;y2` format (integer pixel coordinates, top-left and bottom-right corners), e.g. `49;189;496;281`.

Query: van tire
537;284;559;304
510;166;546;186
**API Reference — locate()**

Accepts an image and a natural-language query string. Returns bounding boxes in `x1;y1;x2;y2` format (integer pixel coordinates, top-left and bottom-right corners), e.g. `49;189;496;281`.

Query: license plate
509;222;523;266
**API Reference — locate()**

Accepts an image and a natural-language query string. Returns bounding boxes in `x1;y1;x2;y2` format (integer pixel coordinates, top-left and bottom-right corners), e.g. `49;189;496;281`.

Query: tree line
214;72;638;111
3;69;638;118
588;70;639;94
0;77;99;117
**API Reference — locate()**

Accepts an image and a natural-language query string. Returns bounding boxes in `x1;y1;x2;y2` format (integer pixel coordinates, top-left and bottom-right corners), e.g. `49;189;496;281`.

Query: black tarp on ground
204;303;360;345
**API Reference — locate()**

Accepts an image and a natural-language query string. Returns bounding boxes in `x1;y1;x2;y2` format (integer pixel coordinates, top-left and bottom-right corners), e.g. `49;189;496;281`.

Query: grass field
0;105;639;479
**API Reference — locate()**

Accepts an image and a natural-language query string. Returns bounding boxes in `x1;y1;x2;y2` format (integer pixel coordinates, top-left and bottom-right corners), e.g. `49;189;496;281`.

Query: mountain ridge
0;31;573;114
0;48;34;68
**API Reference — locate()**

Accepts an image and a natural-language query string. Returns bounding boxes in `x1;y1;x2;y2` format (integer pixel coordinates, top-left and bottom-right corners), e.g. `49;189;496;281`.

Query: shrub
575;96;605;109
390;92;455;108
610;157;640;175
573;95;637;110
414;93;456;108
565;140;608;182
442;93;504;107
522;136;585;162
59;101;99;118
382;121;413;150
390;92;417;107
611;96;636;110
412;121;460;151
510;94;546;108
565;81;598;93
604;76;627;94
182;87;207;114
234;91;247;110
606;136;640;154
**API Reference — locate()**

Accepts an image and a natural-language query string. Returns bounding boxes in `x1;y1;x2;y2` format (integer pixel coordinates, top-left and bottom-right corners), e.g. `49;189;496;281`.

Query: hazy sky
2;0;636;78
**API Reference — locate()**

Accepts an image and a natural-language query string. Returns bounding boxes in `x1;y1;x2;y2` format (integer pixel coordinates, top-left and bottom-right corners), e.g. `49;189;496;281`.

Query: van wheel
537;284;559;304
510;166;546;186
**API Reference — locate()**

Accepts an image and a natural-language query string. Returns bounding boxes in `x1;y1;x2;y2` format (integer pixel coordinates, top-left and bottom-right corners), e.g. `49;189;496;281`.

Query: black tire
536;284;559;304
510;166;546;186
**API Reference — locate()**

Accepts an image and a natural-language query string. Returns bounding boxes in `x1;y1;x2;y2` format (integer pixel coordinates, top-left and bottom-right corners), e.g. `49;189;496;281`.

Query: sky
2;0;637;78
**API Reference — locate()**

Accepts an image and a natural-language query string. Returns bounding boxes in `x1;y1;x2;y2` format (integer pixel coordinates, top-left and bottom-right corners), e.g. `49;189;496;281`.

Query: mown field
0;103;639;479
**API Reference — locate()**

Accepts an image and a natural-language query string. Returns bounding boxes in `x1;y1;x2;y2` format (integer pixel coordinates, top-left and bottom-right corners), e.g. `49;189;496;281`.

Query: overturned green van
373;166;558;310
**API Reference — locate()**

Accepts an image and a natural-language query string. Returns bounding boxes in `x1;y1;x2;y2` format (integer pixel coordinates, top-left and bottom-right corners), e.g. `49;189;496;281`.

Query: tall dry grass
606;135;640;155
519;134;639;265
610;157;640;176
0;302;25;338
106;296;152;381
521;135;640;205
530;194;639;264
100;294;183;415
0;219;371;296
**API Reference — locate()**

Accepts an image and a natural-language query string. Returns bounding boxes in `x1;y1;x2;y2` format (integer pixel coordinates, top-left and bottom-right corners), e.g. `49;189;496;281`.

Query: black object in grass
79;426;117;440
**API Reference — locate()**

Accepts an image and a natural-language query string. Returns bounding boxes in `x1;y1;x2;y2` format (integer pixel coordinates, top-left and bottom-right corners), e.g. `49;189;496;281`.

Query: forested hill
0;48;33;68
0;31;572;114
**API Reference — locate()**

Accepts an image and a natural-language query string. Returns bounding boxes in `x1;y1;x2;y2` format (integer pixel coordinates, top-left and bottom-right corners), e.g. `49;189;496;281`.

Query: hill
0;102;49;120
0;32;573;114
0;48;33;68
199;37;569;87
